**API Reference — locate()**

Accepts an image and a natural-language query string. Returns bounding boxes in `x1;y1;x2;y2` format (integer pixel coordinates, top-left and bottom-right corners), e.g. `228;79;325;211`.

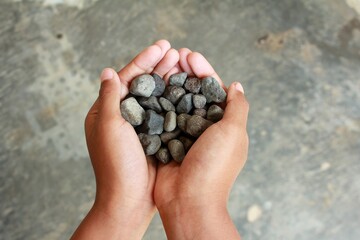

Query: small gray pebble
120;97;145;126
193;108;207;118
184;77;201;94
207;105;224;122
159;97;176;112
160;128;181;144
130;74;156;97
141;110;164;135
201;76;227;103
163;86;186;105
169;72;187;87
186;115;213;137
176;93;193;114
168;139;186;163
164;111;177;132
177;113;191;132
151;73;166;96
138;96;162;113
138;133;161;155
193;94;207;109
156;147;171;164
179;136;194;152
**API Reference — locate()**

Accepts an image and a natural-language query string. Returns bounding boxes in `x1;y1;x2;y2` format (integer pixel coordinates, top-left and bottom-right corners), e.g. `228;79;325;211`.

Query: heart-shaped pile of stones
120;72;226;164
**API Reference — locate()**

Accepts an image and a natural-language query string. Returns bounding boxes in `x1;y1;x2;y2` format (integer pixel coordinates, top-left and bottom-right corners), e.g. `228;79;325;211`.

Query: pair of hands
71;40;249;240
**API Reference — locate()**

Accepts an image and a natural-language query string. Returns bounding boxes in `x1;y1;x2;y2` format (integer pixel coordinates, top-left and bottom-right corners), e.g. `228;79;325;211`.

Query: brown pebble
168;139;186;163
185;115;213;137
156;148;171;164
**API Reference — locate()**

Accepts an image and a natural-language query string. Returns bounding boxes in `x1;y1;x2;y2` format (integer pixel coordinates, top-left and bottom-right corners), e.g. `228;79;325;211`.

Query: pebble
193;94;207;109
120;97;145;126
164;111;177;132
130;74;156;97
168;139;186;162
177;113;191;132
138;133;161;155
179;136;194;151
160;128;181;144
169;72;187;86
138;96;162;113
201;76;227;103
176;93;193;114
207;105;224;122
151;73;166;96
184;77;201;93
247;205;262;223
141;110;164;135
156;148;171;164
159;97;176;112
185;115;213;137
163;86;186;105
193;108;207;118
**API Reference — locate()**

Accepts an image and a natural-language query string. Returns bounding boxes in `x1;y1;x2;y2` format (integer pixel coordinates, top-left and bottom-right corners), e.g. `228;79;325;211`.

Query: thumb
98;68;121;118
221;82;249;129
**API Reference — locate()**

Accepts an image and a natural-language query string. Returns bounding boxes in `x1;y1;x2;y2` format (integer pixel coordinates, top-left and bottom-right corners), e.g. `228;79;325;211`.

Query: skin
71;40;249;240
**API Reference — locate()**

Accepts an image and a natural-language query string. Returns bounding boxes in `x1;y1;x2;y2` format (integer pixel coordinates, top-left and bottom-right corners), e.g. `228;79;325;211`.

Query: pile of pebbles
120;72;226;164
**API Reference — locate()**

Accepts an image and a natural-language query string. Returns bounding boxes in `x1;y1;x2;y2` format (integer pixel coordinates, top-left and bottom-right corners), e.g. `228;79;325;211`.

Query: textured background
1;0;360;239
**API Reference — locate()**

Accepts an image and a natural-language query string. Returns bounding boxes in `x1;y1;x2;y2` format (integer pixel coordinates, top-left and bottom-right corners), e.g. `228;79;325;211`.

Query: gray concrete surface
1;0;360;239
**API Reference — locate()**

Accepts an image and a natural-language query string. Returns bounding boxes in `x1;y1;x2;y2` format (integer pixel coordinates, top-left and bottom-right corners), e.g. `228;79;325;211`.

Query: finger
187;52;226;89
152;48;180;78
98;68;122;119
221;82;248;128
163;65;181;83
154;39;171;59
178;48;194;76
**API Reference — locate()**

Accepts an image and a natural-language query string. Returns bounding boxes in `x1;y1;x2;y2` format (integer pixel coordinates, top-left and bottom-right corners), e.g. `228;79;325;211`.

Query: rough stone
176;93;193;114
159;97;176;112
151;73;166;96
120;97;145;126
176;113;191;132
201;76;227;103
138;133;161;155
155;148;171;164
130;74;156;97
138;96;162;113
193;94;207;109
207;105;224;122
169;72;187;86
168;139;186;162
179;136;195;152
163;86;186;105
184;77;201;93
185;115;213;137
140;110;164;135
160;128;181;144
164;111;177;132
193;108;207;118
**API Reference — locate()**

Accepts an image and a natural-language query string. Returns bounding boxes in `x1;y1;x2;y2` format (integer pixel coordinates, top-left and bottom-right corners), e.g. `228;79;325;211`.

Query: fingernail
100;68;114;82
235;82;244;93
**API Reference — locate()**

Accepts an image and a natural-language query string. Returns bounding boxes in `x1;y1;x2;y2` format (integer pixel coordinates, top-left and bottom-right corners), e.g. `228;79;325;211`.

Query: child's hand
154;50;249;239
71;40;179;240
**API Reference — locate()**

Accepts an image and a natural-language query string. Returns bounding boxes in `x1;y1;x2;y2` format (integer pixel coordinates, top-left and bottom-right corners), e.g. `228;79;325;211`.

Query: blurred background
1;0;360;239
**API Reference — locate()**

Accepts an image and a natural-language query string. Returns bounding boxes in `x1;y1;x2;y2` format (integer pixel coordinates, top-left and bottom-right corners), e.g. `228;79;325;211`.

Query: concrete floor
1;0;360;239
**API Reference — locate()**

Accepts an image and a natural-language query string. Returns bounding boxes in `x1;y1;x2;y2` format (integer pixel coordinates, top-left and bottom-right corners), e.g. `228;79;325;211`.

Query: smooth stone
120;97;145;126
185;115;213;137
138;96;162;113
168;139;186;163
156;148;171;164
179;136;194;152
164;111;177;132
151;73;166;96
177;113;191;132
184;77;201;94
163;86;186;105
193;108;207;118
201;76;227;103
176;93;193;114
160;128;181;144
141;110;164;135
130;74;156;97
159;97;176;112
169;72;187;87
207;105;224;122
138;133;161;155
193;94;207;109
